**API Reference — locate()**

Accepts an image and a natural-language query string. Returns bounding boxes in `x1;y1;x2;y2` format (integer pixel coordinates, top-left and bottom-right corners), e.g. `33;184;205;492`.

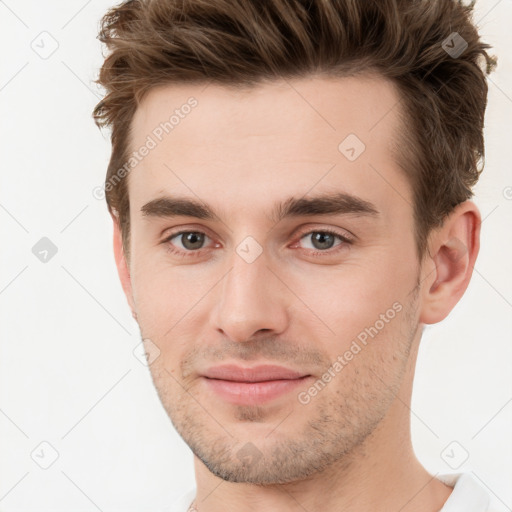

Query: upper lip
202;364;309;382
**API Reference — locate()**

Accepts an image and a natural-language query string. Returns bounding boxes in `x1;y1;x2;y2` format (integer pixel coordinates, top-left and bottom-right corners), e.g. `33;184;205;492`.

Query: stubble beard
146;286;420;485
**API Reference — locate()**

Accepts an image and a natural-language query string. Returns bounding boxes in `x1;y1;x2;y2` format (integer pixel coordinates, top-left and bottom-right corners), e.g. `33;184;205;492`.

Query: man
93;0;498;510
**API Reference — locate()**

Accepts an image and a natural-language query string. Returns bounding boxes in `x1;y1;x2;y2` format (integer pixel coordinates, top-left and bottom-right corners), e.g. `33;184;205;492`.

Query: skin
112;74;481;512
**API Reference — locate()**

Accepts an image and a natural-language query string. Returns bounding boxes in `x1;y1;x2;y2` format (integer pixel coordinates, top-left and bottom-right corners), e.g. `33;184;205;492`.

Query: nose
211;250;290;343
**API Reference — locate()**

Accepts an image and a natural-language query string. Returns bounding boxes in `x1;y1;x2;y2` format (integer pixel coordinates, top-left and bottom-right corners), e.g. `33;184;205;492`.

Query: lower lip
202;376;311;405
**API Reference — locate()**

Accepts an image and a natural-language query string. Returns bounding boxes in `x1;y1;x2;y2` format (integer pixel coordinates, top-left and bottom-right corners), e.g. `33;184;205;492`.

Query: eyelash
162;228;353;259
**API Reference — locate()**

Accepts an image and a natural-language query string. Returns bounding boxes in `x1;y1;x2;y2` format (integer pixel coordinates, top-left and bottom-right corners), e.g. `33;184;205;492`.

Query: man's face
124;75;423;484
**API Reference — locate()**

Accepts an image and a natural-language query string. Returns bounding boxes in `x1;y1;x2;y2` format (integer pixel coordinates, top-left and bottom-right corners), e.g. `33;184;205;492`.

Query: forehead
127;74;411;220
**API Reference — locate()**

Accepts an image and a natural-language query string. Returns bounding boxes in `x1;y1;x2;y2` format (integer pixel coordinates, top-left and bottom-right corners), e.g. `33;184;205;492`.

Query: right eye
163;230;215;255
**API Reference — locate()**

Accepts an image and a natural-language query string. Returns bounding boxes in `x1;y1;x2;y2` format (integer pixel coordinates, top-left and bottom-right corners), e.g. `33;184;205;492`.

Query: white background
0;1;511;511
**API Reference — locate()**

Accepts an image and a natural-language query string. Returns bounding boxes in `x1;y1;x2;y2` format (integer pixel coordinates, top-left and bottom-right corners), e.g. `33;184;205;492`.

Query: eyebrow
140;192;379;224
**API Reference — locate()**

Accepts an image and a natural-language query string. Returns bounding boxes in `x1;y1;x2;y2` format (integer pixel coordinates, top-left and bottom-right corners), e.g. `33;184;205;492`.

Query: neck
191;333;452;512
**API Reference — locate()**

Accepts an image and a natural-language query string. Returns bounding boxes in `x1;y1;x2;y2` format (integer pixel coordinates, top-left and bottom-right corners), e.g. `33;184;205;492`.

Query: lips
202;364;308;382
201;364;311;405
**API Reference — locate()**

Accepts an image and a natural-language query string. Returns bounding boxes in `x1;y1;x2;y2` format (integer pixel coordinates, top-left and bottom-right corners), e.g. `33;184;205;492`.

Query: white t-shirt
165;473;494;512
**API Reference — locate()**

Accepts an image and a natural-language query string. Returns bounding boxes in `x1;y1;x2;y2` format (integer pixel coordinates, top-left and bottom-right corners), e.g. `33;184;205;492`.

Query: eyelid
292;225;355;244
162;225;353;243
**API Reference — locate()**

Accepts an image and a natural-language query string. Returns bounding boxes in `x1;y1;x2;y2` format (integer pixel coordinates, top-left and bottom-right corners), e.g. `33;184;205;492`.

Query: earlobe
111;212;137;317
419;201;481;325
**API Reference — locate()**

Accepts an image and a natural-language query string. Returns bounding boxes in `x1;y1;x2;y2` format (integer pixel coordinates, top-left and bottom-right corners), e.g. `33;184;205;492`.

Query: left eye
298;231;348;251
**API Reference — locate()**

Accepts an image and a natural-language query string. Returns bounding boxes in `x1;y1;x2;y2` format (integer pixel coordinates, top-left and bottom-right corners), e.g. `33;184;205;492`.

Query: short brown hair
93;0;496;260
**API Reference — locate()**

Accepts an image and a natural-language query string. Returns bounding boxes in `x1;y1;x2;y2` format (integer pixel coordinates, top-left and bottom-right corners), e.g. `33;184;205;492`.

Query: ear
419;200;481;325
111;211;137;319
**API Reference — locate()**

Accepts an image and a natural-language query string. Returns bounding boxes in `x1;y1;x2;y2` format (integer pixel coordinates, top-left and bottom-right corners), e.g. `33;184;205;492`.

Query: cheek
131;250;214;320
287;257;411;341
130;238;416;352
